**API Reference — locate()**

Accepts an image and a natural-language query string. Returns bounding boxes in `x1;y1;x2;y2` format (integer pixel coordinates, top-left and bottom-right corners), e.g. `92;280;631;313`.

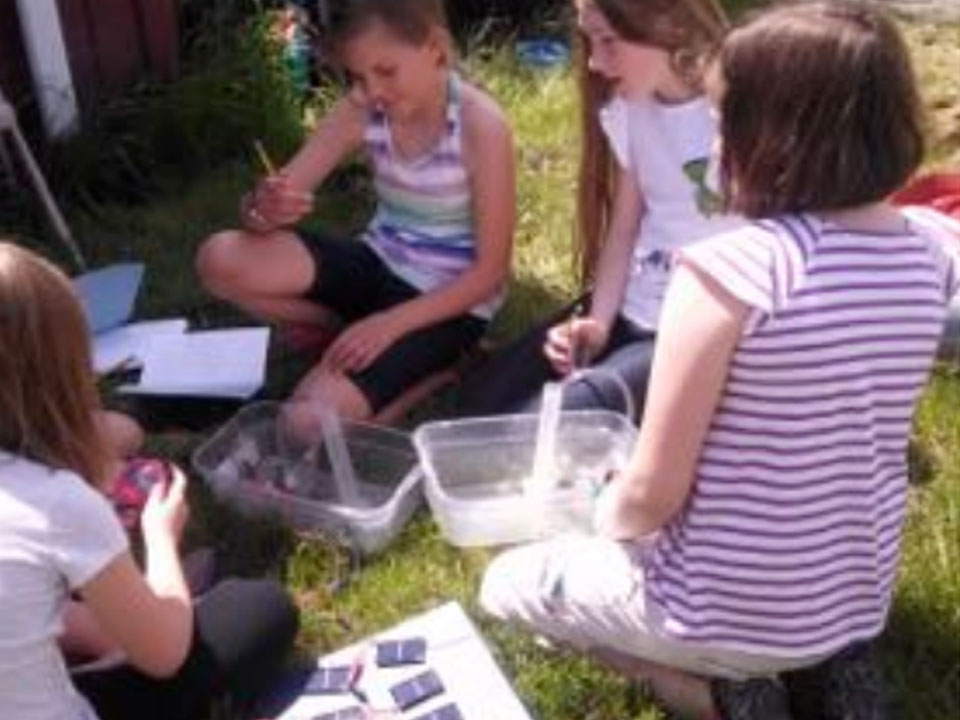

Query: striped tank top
362;74;500;319
646;211;960;657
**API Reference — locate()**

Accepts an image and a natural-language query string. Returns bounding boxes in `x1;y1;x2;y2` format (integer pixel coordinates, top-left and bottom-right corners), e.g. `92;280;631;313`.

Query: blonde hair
0;242;110;486
575;0;727;284
323;0;454;65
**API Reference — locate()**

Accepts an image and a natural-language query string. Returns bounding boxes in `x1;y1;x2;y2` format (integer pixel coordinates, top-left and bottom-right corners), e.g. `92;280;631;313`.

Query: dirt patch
903;22;960;168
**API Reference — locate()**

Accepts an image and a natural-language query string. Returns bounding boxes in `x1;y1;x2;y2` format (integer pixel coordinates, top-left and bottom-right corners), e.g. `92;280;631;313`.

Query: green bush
50;12;303;206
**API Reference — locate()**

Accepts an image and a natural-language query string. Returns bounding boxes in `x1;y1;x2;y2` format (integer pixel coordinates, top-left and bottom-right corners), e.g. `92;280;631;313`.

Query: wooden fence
0;0;178;121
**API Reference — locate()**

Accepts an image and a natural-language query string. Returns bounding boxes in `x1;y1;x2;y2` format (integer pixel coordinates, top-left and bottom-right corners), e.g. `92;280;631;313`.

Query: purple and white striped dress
645;212;960;657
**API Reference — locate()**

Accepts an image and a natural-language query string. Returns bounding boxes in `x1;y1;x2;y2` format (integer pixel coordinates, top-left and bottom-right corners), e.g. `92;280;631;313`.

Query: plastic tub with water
192;402;421;555
413;409;636;547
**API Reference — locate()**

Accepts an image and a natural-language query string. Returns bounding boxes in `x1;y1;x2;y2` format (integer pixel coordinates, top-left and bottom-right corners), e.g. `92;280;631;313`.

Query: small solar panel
411;702;464;720
310;706;366;720
303;666;353;695
376;638;427;667
389;670;445;710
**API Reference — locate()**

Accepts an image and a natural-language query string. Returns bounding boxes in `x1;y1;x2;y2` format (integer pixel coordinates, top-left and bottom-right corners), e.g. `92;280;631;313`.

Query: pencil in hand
253;139;277;176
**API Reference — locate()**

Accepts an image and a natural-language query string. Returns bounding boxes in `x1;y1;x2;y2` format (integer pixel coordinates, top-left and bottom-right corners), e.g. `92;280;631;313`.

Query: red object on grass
111;458;173;530
891;173;960;221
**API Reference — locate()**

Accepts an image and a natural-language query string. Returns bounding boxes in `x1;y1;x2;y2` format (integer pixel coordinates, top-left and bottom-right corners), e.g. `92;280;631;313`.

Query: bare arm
61;600;120;661
242;96;367;232
282;94;367;192
544;167;642;373
594;261;747;538
588;167;644;332
78;472;193;678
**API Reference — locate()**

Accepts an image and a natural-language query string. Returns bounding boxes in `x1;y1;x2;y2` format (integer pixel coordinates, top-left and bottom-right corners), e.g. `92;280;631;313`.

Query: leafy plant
48;11;304;207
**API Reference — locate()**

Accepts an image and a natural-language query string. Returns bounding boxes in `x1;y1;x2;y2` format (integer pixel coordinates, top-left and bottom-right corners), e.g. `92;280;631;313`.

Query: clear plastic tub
413;410;637;547
192;402;421;555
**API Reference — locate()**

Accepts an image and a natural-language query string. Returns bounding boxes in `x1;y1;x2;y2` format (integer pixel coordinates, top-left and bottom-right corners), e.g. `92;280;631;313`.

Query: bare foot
589;646;718;719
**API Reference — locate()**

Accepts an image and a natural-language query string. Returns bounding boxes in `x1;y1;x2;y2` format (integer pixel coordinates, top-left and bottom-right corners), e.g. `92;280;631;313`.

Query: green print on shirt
683;158;723;217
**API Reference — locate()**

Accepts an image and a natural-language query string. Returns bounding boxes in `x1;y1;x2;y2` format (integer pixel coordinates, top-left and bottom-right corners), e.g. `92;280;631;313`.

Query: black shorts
297;230;487;412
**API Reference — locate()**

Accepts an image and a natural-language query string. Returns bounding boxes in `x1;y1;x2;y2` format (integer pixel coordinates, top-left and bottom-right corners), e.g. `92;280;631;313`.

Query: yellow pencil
253;139;277;175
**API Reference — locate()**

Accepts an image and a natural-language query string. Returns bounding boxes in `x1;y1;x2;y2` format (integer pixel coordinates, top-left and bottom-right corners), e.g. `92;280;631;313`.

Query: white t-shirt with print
0;452;127;720
599;96;744;329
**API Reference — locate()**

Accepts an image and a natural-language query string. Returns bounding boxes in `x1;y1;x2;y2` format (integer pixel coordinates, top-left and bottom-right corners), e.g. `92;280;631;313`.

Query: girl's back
648;211;959;656
0;455;124;720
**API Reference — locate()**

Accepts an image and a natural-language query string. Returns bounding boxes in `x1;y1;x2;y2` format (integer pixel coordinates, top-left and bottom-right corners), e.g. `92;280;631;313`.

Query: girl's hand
544;316;610;375
244;173;314;231
322;311;406;373
140;467;188;550
593;478;633;540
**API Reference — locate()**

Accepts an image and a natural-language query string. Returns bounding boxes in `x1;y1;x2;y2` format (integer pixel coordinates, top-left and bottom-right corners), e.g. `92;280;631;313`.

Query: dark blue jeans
456;296;655;421
75;579;298;720
940;296;960;362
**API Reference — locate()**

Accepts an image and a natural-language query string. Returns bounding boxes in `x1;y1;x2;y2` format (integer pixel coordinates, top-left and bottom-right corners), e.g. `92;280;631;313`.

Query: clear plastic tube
567;366;637;423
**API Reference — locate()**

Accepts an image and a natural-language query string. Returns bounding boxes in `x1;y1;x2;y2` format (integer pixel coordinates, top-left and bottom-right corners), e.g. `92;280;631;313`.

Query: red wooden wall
0;0;34;110
0;0;178;122
57;0;179;108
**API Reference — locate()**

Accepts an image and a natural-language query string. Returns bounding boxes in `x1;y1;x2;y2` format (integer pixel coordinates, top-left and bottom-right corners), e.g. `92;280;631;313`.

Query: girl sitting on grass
458;0;740;418
0;242;298;720
196;0;515;422
481;2;958;718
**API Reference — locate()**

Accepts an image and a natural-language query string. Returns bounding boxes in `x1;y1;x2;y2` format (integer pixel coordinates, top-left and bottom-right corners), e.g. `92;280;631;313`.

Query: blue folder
72;263;145;335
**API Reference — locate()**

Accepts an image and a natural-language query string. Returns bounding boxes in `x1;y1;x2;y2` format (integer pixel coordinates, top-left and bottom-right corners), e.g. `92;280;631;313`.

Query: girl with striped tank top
196;0;514;420
481;3;959;718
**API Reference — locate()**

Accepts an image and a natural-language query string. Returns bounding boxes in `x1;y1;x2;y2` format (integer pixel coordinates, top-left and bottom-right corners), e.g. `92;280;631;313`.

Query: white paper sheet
277;602;532;720
120;327;270;399
93;318;188;374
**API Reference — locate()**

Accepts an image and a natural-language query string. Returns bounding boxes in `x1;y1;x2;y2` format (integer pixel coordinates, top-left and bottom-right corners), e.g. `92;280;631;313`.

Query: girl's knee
479;546;550;623
195;230;247;296
97;410;144;459
292;373;372;421
201;578;299;646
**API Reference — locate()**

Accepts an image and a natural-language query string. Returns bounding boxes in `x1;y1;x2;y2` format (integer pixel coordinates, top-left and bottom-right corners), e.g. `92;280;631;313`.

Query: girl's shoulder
312;91;370;140
0;453;114;532
457;81;513;148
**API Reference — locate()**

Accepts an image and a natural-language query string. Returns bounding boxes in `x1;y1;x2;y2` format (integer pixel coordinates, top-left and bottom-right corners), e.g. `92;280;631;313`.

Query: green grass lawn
4;21;959;720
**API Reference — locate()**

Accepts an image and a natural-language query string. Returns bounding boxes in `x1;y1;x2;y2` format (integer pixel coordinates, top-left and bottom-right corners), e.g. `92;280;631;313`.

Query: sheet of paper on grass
72;263;189;374
92;318;188;374
120;327;270;399
277;602;533;720
73;263;144;334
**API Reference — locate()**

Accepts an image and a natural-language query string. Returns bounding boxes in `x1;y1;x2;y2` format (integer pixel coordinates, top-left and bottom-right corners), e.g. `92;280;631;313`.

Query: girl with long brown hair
0;242;298;720
459;0;739;418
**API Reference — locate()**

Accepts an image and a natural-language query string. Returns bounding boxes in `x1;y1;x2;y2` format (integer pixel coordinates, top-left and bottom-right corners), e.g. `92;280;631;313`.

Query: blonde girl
196;0;515;422
0;242;297;720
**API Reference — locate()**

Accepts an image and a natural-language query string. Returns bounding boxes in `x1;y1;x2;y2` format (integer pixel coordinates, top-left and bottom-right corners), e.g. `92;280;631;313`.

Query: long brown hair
0;243;109;486
717;0;924;217
575;0;727;285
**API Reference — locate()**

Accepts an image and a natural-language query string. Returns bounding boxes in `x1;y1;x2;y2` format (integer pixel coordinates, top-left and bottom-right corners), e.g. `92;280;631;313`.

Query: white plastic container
413;410;636;547
192;402;421;555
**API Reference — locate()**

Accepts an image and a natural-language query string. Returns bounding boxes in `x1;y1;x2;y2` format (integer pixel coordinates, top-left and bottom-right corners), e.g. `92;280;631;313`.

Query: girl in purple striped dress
481;2;959;718
195;0;515;421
